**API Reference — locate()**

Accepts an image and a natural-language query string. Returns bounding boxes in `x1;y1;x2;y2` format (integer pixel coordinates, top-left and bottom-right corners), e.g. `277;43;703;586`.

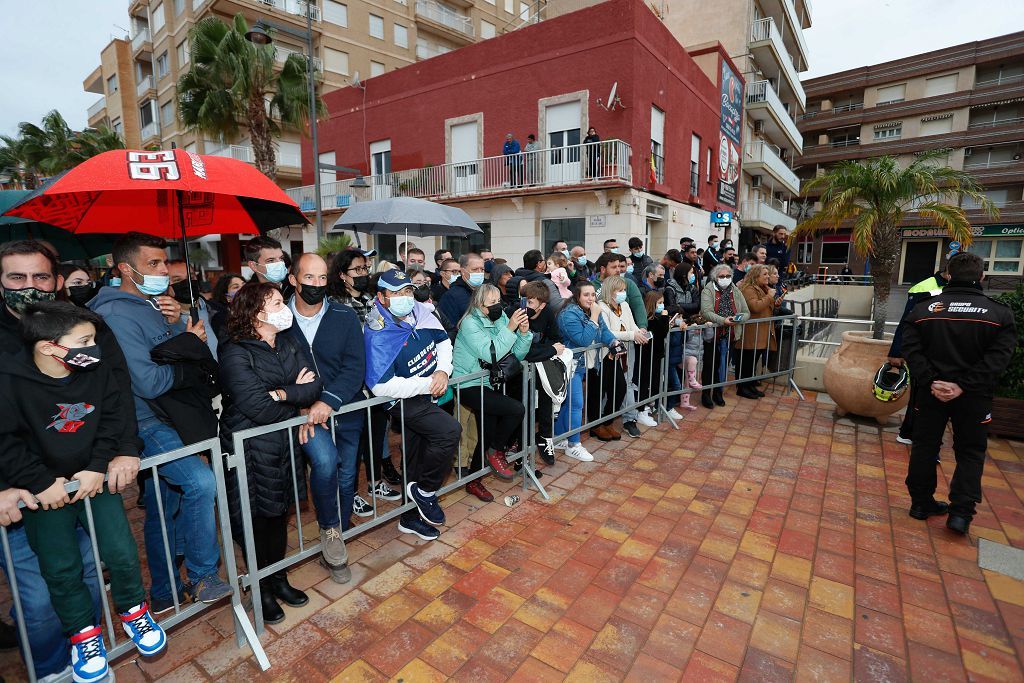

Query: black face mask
170;279;200;304
350;275;370;293
413;284;432;303
654;278;666;289
298;284;327;306
67;283;98;307
53;343;102;372
486;303;504;322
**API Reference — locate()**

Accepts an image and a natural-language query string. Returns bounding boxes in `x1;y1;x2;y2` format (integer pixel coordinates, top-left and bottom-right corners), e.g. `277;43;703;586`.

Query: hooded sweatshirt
0;349;129;494
89;285;185;422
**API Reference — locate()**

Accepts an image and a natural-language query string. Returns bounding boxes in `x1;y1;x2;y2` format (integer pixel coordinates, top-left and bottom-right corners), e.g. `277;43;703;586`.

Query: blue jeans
138;417;220;601
554;368;585;446
1;524;101;678
715;337;731;385
301;412;363;532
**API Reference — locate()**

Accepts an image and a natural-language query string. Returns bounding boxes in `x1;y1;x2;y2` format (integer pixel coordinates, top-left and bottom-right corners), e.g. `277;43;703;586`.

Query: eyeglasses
346;266;370;275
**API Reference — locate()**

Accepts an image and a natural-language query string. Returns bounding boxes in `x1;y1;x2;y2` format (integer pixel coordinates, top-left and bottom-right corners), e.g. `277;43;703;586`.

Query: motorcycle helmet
873;362;909;402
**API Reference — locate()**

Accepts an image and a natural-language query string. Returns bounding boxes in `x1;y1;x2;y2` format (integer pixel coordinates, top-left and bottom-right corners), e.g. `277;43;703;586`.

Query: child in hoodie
0;302;166;683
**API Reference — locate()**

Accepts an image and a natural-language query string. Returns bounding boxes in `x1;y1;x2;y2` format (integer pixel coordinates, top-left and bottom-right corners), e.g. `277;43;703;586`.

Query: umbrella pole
175;190;200;325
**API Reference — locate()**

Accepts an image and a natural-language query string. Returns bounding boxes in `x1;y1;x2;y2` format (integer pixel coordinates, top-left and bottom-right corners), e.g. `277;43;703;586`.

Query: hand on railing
0;488;38;526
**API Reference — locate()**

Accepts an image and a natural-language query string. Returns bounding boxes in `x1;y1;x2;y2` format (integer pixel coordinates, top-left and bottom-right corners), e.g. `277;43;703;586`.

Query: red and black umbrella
3;148;308;314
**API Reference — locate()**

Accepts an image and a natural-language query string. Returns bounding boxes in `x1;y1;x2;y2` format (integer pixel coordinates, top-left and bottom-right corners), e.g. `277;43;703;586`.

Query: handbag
480;342;522;389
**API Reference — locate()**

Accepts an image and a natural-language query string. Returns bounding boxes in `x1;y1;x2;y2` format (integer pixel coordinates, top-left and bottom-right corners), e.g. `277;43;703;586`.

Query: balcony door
370;139;392;199
545;101;581;185
450;121;479;195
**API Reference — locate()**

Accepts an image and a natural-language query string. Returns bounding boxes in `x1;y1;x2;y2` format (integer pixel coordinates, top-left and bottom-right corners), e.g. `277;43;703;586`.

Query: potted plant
990;283;1024;439
794;151;997;421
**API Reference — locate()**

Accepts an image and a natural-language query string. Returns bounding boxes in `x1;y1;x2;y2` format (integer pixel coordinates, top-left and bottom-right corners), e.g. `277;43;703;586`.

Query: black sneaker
0;620;17;651
946;514;971;535
407;481;445;526
352;495;374;518
398;515;440;541
368;481;402;501
537;437;556;466
909;499;949;520
622;421;641;438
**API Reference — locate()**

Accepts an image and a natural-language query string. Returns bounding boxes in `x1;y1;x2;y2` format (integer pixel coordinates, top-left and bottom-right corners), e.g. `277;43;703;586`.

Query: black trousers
587;356;626;427
459;386;526;468
357;404;390;482
387;396;461;493
507;370;554;439
898;378;921;440
905;392;991;518
249;515;288;571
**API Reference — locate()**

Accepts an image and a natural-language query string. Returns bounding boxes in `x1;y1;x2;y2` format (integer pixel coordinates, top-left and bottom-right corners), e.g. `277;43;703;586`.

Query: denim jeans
1;524;101;678
715;337;731;385
301;412;363;532
554;367;585;446
138;417;220;601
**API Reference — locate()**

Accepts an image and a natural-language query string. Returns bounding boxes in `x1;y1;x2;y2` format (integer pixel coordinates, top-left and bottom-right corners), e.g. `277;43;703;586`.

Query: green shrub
996;283;1024;400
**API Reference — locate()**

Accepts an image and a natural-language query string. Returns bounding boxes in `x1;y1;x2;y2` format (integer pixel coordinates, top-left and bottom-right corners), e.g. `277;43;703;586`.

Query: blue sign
716;60;742;208
948;240;961;250
712;211;732;224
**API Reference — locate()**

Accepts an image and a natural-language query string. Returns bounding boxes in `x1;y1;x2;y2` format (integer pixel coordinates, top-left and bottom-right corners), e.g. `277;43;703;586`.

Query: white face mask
261;306;293;331
716;277;732;290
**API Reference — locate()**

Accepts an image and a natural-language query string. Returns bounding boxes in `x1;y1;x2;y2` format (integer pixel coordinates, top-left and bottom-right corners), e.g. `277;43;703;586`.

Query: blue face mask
562;250;570;258
688;273;696;284
614;290;627;304
576;256;588;266
109;277;121;287
608;248;619;254
128;266;170;297
448;273;459;285
655;303;665;314
632;251;644;258
388;295;415;318
262;261;288;283
468;272;486;287
626;265;634;275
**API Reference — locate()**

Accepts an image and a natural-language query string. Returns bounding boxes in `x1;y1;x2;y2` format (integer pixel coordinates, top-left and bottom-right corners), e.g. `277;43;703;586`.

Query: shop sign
716;61;742;208
900;225;1024;238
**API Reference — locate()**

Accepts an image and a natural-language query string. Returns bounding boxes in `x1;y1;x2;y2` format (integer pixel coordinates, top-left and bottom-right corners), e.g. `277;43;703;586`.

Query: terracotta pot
823;330;908;424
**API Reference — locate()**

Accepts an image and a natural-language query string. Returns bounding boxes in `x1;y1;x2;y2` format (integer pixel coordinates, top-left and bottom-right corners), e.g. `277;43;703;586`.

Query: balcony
256;0;321;21
136;75;154;97
87;97;107;121
415;42;449;60
758;0;809;69
140;121;160;142
744;141;799;195
415;1;474;41
746;80;803;152
131;29;151;55
275;45;322;71
749;18;806;109
741;198;796;231
968;115;1024;130
208;144;302;169
285;139;633;211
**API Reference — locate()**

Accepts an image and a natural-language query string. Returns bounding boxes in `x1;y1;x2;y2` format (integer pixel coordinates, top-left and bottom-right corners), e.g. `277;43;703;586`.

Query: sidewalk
11;385;1024;682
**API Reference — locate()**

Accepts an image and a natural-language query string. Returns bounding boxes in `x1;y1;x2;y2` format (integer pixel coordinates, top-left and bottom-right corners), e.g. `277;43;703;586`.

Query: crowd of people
0;226;793;682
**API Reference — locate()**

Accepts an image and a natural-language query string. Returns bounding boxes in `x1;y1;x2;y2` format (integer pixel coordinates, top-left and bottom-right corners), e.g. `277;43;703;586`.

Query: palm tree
0;134;33;188
794;150;998;338
177;13;325;182
0;111;124;188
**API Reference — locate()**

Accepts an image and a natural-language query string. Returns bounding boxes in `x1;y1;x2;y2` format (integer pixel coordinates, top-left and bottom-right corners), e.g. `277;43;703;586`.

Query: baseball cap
346;246;377;258
377;269;414;292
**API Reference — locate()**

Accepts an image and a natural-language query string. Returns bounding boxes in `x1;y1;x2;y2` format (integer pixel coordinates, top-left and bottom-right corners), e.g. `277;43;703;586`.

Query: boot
686;370;703;390
591;425;617;441
381;458;403;487
269;571;308;607
737;384;759;400
712;389;726;407
259;582;285;625
701;390;715;409
680;392;698;411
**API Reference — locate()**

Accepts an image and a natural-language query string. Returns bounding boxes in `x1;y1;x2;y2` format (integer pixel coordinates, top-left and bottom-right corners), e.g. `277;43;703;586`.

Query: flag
649;155;658;185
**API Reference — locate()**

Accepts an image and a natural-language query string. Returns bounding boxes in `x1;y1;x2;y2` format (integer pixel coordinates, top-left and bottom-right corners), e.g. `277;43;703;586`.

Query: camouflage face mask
3;287;56;315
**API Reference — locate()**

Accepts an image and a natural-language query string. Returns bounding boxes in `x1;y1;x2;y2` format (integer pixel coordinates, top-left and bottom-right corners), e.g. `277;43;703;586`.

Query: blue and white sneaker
70;626;108;683
119;602;166;656
406;481;445;527
397;515;440;541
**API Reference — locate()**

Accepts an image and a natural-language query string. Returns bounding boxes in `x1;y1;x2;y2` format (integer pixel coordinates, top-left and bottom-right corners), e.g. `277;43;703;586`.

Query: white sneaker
39;666;72;683
565;443;594;461
553;440;569;451
666;408;683;420
896;435;913;445
636;410;658;427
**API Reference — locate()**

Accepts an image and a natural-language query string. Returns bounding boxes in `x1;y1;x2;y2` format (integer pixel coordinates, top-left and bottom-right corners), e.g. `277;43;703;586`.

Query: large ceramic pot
823;330;909;424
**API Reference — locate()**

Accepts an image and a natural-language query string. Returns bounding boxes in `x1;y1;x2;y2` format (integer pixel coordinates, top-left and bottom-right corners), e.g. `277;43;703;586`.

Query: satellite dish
607;81;618;107
597;81;624;111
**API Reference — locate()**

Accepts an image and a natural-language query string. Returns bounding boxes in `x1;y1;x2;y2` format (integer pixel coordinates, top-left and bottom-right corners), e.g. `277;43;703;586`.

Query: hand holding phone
520;296;529;310
733;313;746;322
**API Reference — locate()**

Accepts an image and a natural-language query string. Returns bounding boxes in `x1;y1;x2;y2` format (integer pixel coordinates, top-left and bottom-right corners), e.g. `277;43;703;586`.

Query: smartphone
520;296;529;310
733;313;746;322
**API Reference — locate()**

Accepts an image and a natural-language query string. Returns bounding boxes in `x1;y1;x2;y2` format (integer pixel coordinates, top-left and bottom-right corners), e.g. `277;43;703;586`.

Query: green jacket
452;309;533;389
595;276;648;328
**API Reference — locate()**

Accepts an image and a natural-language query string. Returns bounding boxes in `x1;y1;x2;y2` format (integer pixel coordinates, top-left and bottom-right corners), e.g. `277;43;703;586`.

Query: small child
0;302;165;683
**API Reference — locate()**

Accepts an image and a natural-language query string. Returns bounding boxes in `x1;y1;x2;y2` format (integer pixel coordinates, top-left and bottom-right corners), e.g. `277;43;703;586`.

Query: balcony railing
799;102;863;120
746;80;803;149
285;139;633;210
275;46;322;71
802;138;861;152
415;42;448;60
415;0;474;37
975;73;1024;88
968;116;1024;130
745;141;799;193
741;199;796;230
131;29;151;51
749;17;806;107
136;75;154;97
964;157;1024;170
257;0;321;21
208;144;302;169
87;97;106;119
140;121;160;140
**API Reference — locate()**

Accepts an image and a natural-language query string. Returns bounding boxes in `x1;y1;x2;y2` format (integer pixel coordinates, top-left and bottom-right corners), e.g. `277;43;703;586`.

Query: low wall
785;283;874;318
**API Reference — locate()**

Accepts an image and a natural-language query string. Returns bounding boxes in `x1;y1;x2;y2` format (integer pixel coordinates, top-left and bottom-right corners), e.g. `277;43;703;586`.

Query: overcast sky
2;1;1024;137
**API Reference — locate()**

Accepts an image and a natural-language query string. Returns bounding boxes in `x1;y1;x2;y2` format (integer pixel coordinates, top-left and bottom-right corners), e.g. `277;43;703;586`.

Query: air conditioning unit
754;120;765;134
964;147;973;157
751;175;763;189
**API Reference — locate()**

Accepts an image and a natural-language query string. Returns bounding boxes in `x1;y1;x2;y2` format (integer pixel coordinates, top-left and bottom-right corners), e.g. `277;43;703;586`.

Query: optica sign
900;225;1024;238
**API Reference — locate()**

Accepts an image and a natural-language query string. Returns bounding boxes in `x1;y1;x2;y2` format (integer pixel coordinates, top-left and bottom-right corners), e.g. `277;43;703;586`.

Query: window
820;241;850;264
174;0;184;15
370;139;392;177
650;105;664;184
968;239;1024;274
876;83;905;105
873;126;901;141
323;48;349;74
706;147;712;183
690;133;701;195
394;24;408;48
160;101;174;126
919;115;953;136
925;73;958;97
480;20;495;39
156;51;169;79
139;101;155;127
504;0;513;12
446;223;491;257
369;14;384;39
370;61;386;77
106;74;118;94
176;39;189;67
112;119;123;137
797;241;813;264
324;0;348;26
542;218;585;254
151;2;165;33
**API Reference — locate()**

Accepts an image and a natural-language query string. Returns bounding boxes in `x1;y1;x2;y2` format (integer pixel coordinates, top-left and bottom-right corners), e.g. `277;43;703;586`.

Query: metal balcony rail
208;144;302;169
651;152;664;184
257;0;321;21
415;0;475;37
415;42;448;60
135;75;154;97
967;116;1024;129
131;28;151;51
975;73;1024;87
87;97;106;119
745;140;800;190
799;101;863;120
964;157;1024;169
275;45;322;71
140;121;160;140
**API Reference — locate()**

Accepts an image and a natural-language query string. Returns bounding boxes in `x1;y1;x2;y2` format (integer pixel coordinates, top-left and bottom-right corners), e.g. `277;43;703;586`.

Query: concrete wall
785;283;874;318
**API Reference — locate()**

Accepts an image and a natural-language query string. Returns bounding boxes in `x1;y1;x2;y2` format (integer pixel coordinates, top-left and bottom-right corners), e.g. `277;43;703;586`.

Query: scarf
363;299;447;388
715;284;736;319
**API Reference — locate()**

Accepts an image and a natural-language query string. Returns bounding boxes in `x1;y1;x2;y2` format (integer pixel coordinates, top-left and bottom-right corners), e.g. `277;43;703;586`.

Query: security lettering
927;300;989;314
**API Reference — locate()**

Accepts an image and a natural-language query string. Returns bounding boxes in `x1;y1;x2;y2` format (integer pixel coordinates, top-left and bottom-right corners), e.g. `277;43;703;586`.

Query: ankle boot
701;390;715;409
686;370;703;390
269;571;308;607
259;582;285;625
680;392;698;411
712;389;726;406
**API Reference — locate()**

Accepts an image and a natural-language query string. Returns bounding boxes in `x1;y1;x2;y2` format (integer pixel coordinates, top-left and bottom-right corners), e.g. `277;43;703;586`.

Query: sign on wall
900;225;1024;238
717;61;742;208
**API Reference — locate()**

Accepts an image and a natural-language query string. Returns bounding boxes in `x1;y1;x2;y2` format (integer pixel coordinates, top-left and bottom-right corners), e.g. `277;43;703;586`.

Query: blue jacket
438;278;474;335
503;139;521;156
765;238;791;271
89;286;184;422
283;299;366;410
558;303;616;375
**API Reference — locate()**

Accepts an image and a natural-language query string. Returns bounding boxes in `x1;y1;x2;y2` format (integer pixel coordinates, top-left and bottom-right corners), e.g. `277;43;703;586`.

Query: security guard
901;252;1017;534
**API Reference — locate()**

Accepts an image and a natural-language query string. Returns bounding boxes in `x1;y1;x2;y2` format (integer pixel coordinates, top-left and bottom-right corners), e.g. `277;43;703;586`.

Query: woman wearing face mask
59;264;99;308
407;269;434;306
451;284;532;500
700;264;749;409
208;273;244;340
634;291;672;422
593;276;647;440
328;250;374;324
736;264;778;400
218;282;322;625
664;262;703;413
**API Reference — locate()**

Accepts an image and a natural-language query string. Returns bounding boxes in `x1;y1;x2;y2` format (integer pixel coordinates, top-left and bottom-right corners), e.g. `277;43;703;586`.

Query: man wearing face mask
508;250;560;304
734;252;757;284
283;254;368;582
167;260;218;359
364;270;460;542
245;236;294;301
431;249;452;287
90;232;232;610
569;246;592;282
479;250;496;275
438;253;485;337
627;238;653;287
431;258;460;304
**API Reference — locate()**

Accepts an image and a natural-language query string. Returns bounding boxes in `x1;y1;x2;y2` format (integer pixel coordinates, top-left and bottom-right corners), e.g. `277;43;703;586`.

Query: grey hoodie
89;286;185;422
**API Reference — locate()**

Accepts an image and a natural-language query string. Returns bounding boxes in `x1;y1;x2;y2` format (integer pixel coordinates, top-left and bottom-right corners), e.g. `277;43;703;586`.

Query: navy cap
377;269;414;292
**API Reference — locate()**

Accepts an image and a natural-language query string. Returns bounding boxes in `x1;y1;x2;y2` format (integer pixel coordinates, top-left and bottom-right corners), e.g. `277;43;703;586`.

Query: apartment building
795;31;1024;284
547;0;812;246
286;0;738;261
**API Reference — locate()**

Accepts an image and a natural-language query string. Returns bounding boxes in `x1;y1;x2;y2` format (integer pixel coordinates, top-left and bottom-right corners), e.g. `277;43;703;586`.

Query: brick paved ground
3;385;1023;682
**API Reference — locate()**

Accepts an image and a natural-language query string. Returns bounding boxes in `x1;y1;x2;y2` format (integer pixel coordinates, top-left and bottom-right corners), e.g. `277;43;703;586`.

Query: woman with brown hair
736;264;778;400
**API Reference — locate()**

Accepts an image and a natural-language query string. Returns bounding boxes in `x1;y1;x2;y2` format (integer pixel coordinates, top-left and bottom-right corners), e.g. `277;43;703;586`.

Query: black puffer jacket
218;335;322;529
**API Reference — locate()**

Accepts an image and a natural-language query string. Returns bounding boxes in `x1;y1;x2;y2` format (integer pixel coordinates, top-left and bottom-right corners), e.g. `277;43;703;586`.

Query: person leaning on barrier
364;269;461;542
595;275;651;440
664;261;703;415
636;291;672;420
736;264;780;400
219;282;324;626
0;302;167;681
901;252;1017;535
700;264;750;409
452;284;533;502
438;253;485;335
284;254;370;584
